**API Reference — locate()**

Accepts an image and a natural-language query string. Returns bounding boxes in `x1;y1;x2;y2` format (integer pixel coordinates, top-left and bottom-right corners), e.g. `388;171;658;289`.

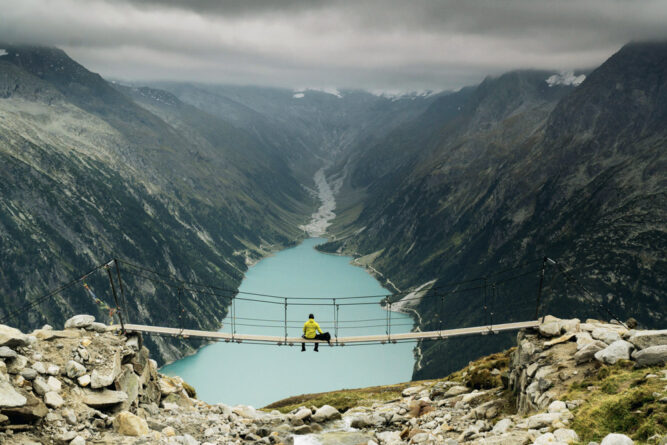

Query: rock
47;376;62;392
163;426;176;437
539;321;561;337
158;375;183;396
523;412;561;429
83;389;128;408
491;418;513;434
402;386;423;397
444;385;469;397
33;376;51;396
0;324;30;347
91;349;121;388
115;365;140;410
575;342;605;364
592;328;621;345
293;407;312;421
600;433;634;445
0;346;17;358
46;364;60;376
312;404;341;422
20;368;38;381
575;332;595;349
66;360;87;378
350;415;373;429
70;436;86;445
632;345;667;367
544;333;576;347
548;401;568;413
113;410;149;436
87;322;108;333
233;404;257;419
6;354;28;374
62;408;77;425
2;388;48;422
560;319;580;334
0;381;27;407
594;340;634;365
293;425;312;435
481;432;533;444
31;362;47;374
77;374;91;387
628;330;667;350
44;391;64;408
533;433;561;445
554;428;579;444
64;315;96;329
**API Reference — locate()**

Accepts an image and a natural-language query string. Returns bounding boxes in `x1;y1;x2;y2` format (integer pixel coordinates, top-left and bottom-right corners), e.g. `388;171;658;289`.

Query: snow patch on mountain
369;89;441;101
546;71;586;87
293;87;342;98
0;49;8;57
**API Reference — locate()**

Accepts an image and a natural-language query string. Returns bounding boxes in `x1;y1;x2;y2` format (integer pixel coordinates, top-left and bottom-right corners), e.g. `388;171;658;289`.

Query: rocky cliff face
1;315;664;444
0;46;314;365
323;42;667;380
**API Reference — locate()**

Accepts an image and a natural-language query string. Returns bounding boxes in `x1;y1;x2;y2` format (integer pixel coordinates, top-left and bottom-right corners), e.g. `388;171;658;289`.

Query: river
161;169;415;408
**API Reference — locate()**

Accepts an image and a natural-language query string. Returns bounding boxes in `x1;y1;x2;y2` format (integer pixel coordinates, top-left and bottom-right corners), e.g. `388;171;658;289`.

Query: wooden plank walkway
118;320;539;345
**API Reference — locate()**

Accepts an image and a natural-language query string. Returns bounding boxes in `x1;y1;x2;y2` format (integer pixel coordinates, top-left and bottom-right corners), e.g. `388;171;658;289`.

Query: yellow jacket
303;319;323;339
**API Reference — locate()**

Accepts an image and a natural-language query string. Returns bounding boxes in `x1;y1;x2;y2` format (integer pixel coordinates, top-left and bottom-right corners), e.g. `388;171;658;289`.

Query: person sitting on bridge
302;313;330;352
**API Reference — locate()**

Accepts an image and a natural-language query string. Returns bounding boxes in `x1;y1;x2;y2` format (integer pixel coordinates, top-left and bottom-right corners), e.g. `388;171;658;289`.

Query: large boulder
44;391;64;408
113;411;149;436
600;433;634;444
0;381;27;408
628;330;667;350
115;365;140;411
574;342;605;364
65;360;86;379
312;405;341;423
594;340;634;365
0;346;17;358
632;345;667;367
0;325;30;348
6;355;28;374
91;349;121;389
592;328;621;345
1;390;48;421
82;389;128;408
538;317;561;337
293;407;312;421
64;315;95;329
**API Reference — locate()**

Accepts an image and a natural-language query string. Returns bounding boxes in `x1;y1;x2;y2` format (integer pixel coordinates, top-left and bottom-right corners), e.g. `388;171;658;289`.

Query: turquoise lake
161;238;415;408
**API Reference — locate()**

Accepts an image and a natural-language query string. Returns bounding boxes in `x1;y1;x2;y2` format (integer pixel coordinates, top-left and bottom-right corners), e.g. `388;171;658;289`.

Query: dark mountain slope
325;43;666;379
0;47;312;364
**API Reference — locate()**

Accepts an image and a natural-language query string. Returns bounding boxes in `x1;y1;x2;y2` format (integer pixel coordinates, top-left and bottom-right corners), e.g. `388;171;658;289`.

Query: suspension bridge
0;256;625;347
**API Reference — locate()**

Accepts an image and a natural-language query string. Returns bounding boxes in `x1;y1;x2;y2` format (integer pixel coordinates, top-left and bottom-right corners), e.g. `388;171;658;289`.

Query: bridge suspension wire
0;259;113;325
114;257;543;301
3;252;630;348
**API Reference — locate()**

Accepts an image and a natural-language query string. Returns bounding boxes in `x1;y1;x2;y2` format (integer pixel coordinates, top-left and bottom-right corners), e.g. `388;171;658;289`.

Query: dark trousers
302;333;330;351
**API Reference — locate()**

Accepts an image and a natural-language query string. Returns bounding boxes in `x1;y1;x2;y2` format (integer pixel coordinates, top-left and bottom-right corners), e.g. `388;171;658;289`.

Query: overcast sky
1;0;666;92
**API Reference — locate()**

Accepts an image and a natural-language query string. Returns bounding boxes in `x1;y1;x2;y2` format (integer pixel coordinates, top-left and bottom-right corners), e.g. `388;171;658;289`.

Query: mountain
150;83;443;177
0;46;313;364
322;42;667;379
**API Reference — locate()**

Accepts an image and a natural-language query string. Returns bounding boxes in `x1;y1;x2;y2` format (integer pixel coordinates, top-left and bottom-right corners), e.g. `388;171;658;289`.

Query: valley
0;41;665;389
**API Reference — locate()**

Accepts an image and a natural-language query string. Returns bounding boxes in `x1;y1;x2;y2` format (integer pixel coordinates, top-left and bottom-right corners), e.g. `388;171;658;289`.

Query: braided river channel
161;237;415;408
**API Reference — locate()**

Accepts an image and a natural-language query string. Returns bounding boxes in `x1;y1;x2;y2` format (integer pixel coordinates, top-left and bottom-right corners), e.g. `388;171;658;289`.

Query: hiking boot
301;344;306;352
314;344;319;352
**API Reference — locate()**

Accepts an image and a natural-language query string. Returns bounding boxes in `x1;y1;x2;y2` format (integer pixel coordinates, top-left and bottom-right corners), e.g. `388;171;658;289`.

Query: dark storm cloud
1;0;666;91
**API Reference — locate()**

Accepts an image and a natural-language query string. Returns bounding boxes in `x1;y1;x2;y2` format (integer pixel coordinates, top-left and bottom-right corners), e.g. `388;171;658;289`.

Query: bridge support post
106;263;126;333
534;257;547;321
114;259;129;324
284;298;288;344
